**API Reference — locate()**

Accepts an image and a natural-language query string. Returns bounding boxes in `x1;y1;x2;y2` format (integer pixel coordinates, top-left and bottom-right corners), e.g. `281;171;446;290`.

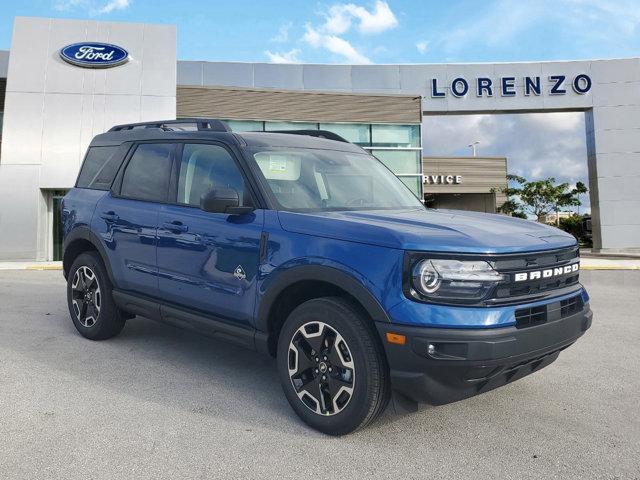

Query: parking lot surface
0;269;638;479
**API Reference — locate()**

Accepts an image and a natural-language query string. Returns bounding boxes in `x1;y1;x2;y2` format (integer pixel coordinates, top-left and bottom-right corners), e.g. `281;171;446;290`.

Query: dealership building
0;16;639;260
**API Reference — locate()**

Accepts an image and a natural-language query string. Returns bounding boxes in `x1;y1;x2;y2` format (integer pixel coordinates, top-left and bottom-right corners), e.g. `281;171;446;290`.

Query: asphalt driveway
0;269;638;479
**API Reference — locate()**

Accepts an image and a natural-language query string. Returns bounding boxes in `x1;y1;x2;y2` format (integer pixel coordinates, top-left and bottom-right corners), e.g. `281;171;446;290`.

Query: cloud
271;22;292;43
264;48;301;63
53;0;130;15
422;112;591;213
428;0;640;60
98;0;130;14
303;24;371;64
270;2;396;64
416;40;428;54
323;1;398;35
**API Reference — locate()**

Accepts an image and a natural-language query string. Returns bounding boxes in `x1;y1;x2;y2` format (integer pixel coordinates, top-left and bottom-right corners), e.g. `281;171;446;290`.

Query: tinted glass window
76;146;120;190
177;144;247;207
120;143;173;202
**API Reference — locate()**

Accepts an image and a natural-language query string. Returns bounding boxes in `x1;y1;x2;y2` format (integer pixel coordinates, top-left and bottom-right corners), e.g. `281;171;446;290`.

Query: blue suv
62;119;592;435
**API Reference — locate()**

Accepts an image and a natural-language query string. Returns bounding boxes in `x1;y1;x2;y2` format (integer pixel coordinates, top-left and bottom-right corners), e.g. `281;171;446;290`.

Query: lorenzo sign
431;74;592;98
59;42;129;68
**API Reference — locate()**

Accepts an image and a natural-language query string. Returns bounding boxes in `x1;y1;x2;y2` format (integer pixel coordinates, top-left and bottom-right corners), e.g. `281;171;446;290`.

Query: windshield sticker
269;157;288;172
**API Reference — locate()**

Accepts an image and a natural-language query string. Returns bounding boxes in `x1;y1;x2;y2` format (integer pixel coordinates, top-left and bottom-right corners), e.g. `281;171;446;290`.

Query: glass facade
370;150;421;174
265;121;318;131
222;119;423;199
398;176;423;198
371;124;420;148
319;123;370;145
224;119;262;132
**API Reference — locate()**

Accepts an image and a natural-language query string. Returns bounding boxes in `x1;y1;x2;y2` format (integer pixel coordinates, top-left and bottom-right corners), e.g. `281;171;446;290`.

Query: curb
581;266;640;271
25;265;63;271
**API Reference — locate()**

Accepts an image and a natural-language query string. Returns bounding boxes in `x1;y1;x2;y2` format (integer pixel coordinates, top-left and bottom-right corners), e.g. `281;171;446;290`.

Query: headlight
410;258;506;304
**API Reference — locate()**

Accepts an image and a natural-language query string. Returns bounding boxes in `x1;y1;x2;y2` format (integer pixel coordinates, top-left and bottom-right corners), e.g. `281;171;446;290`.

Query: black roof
90;119;365;153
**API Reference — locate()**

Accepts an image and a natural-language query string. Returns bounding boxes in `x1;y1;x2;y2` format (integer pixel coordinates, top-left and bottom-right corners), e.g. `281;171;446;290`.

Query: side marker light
386;332;406;345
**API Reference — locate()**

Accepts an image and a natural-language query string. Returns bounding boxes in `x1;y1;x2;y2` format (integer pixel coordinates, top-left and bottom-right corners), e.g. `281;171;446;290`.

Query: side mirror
200;188;254;215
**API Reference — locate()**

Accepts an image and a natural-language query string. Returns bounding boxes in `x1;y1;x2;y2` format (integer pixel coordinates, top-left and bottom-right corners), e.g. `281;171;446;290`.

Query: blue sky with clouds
1;0;639;214
1;0;638;63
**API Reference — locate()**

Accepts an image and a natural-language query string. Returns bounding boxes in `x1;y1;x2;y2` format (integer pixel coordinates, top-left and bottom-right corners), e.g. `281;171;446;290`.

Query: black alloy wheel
277;297;390;435
71;265;102;328
288;320;355;416
67;252;126;340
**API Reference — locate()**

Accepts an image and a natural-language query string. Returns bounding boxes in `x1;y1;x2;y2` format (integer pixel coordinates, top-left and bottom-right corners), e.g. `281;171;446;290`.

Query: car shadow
0;272;431;437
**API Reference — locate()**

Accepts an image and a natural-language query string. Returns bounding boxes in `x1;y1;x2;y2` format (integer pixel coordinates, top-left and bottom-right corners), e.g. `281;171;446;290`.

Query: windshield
248;147;424;211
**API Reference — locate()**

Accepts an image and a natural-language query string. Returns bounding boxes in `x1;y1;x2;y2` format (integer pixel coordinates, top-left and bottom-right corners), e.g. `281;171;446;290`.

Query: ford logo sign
59;42;129;68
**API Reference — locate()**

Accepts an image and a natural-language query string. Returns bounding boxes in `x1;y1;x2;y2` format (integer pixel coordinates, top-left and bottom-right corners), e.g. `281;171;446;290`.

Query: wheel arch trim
63;226;116;285
256;264;391;335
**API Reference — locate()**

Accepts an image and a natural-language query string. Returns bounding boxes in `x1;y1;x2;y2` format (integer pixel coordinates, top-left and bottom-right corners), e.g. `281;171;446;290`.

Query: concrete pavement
0;269;638;479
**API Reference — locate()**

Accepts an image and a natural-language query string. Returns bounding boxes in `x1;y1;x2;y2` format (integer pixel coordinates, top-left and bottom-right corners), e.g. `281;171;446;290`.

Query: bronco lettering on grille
514;263;579;282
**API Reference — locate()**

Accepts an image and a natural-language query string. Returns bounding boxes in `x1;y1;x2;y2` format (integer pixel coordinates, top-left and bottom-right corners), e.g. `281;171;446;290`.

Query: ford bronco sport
62;119;592;435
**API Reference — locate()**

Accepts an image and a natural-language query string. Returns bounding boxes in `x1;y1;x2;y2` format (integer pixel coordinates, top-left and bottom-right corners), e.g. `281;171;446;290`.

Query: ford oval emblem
59;42;129;68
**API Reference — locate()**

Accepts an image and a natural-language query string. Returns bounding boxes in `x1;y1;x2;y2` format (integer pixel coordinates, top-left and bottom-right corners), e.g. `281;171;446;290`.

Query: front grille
492;246;581;304
515;294;584;329
403;245;582;307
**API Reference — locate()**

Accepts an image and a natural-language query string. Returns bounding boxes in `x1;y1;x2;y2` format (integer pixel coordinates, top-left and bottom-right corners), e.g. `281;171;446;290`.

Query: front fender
255;261;391;333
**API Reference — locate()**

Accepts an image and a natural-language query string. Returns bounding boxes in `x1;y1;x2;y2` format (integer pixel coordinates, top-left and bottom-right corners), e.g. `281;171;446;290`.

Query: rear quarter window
119;143;174;202
76;146;122;190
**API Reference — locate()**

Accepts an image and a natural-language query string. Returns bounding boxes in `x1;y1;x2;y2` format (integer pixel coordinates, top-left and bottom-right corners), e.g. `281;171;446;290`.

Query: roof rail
108;118;231;133
266;130;350;143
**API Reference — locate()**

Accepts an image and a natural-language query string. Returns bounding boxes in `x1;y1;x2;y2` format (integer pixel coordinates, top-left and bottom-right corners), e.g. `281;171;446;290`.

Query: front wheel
66;252;126;340
277;297;390;435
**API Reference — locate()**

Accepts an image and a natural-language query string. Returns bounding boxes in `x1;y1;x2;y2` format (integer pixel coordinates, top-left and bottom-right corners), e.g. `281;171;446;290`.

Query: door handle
163;221;189;233
101;211;119;222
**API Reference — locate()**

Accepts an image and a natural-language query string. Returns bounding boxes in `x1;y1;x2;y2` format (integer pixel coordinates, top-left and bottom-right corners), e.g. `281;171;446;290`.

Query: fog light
427;343;435;355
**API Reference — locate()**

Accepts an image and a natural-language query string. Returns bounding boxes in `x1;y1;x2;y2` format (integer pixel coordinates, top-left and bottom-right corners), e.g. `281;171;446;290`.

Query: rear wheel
277;297;390;435
67;252;126;340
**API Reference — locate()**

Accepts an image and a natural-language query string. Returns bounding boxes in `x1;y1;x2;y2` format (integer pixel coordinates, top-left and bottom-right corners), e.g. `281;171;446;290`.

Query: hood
277;208;577;254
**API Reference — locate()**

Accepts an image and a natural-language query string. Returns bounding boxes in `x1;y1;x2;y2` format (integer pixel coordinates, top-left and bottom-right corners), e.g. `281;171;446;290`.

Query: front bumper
376;302;592;405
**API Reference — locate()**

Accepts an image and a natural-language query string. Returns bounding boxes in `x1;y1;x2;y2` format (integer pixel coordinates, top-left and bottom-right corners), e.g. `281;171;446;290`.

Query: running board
112;290;256;351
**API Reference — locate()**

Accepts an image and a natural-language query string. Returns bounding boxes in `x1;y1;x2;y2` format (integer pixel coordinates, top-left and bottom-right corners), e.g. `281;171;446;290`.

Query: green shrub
548;214;583;240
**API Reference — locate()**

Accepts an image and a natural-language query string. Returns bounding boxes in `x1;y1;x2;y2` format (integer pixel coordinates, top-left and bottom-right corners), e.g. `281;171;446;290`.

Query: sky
1;0;639;213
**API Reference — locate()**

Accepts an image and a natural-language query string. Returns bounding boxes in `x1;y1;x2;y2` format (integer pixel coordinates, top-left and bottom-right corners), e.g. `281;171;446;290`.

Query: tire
66;251;126;340
277;297;390;435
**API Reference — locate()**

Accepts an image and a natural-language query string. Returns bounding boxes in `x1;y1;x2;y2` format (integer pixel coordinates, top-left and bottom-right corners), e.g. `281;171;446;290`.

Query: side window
120;143;174;202
76;146;120;190
177;143;249;207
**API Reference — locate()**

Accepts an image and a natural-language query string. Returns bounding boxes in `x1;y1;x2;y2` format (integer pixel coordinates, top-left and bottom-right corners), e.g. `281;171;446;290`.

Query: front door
156;143;263;327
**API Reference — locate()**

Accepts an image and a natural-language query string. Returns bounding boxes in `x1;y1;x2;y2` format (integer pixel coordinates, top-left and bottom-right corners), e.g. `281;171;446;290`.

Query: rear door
93;142;175;297
156;142;263;327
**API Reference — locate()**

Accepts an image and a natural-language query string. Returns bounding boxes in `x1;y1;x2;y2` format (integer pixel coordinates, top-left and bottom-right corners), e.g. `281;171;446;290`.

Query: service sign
424;174;462;185
59;42;129;68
